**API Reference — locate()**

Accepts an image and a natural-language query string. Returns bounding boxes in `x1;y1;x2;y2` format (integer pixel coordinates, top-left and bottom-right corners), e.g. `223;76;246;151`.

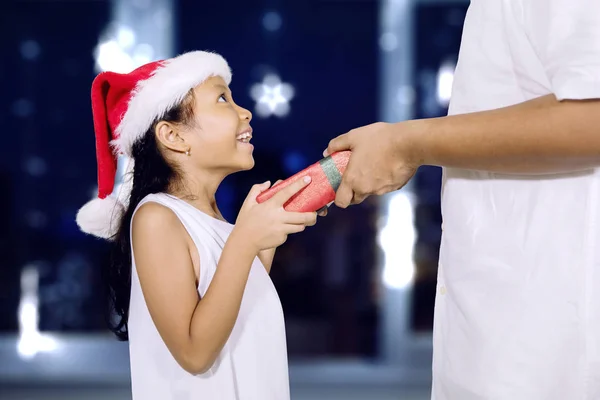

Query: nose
238;105;252;122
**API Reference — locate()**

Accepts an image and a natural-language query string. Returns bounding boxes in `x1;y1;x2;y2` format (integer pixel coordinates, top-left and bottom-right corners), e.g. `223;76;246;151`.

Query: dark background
0;0;468;359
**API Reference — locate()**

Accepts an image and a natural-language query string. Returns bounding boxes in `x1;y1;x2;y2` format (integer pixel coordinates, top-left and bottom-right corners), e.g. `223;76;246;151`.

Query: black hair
103;92;195;340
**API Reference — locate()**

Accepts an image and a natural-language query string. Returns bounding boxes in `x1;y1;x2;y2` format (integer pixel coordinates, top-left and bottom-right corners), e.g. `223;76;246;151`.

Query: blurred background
0;0;468;398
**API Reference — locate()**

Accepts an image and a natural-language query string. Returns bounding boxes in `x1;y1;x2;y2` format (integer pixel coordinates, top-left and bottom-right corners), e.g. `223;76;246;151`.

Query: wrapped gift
256;151;351;212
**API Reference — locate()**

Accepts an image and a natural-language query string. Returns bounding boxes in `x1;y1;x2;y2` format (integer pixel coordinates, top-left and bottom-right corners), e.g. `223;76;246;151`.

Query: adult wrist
392;119;431;169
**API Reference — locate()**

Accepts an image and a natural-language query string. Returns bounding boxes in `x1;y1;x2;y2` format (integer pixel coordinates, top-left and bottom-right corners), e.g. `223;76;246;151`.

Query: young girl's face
183;76;254;173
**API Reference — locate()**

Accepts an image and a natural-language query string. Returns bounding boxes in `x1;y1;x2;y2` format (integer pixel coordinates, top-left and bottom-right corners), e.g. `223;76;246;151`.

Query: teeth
236;132;252;142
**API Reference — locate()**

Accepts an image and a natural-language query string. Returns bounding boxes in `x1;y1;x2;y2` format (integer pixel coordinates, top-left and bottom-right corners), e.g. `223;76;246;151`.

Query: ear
155;121;188;154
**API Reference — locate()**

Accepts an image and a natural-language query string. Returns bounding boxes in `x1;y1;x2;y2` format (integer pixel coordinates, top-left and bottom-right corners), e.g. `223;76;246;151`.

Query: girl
76;51;318;399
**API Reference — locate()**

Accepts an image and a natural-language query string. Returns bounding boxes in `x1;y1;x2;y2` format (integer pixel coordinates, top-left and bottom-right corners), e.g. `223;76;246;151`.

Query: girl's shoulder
132;198;183;236
136;192;170;207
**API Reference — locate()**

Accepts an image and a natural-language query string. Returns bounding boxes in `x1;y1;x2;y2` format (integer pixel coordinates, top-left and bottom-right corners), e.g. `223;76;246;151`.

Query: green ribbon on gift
318;155;343;192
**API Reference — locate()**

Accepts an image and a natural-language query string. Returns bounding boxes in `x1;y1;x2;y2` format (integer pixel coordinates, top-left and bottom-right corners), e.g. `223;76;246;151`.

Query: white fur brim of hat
113;51;232;157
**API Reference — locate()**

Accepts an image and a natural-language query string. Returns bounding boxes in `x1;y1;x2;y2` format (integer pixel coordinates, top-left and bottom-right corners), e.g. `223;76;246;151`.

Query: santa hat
76;50;232;240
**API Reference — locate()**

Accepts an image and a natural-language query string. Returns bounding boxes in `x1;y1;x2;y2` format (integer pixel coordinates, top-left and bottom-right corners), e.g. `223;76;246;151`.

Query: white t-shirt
434;0;600;399
128;193;290;400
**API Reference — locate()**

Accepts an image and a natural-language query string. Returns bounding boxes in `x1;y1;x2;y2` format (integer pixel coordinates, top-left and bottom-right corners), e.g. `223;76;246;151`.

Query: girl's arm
257;248;276;273
132;202;257;375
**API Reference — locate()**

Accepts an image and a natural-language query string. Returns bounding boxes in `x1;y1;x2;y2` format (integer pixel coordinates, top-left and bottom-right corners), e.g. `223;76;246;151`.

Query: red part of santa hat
76;51;232;240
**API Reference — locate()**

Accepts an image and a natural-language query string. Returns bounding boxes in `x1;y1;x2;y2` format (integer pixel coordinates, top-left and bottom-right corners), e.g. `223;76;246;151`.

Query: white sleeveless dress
127;193;290;400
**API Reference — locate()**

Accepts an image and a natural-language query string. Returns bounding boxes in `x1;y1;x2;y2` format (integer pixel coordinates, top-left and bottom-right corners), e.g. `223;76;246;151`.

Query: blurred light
250;74;294;118
133;0;151;9
379;32;398;52
378;192;416;289
24;156;47;177
133;43;155;66
117;26;136;49
115;156;134;206
94;25;155;74
283;151;307;174
20;40;41;61
262;11;282;31
379;0;415;363
95;40;135;73
17;265;58;359
436;60;455;106
17;325;58;359
153;8;172;29
396;85;415;106
12;99;34;118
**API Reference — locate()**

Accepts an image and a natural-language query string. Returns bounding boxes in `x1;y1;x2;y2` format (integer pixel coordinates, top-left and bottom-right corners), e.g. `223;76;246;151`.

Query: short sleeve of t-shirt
524;0;600;100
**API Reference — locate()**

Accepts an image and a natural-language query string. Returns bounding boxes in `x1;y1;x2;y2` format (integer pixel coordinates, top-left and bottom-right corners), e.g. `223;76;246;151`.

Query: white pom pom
76;197;125;240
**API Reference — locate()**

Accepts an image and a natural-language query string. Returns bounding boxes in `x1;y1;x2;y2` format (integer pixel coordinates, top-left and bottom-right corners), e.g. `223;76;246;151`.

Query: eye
218;93;228;103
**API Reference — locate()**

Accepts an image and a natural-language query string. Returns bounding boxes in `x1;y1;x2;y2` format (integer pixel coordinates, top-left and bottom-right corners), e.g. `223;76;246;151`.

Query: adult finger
351;193;369;205
317;206;328;217
334;180;354;209
323;132;352;157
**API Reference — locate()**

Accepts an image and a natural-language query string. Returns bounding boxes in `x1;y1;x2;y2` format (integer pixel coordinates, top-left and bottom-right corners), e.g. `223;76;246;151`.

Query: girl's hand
235;177;318;252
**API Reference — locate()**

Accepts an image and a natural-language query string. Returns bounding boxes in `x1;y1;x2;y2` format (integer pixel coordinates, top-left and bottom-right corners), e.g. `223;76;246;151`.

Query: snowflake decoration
250;74;295;118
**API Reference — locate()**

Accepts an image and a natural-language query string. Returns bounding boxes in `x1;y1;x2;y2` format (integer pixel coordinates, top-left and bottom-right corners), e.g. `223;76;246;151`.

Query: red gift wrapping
256;151;351;212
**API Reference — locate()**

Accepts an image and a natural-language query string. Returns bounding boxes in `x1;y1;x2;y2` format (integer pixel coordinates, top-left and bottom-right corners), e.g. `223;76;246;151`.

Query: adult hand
324;122;421;208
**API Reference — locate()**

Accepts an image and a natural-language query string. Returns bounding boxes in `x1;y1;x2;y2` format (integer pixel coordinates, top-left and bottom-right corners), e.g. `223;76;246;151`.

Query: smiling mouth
236;129;253;144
